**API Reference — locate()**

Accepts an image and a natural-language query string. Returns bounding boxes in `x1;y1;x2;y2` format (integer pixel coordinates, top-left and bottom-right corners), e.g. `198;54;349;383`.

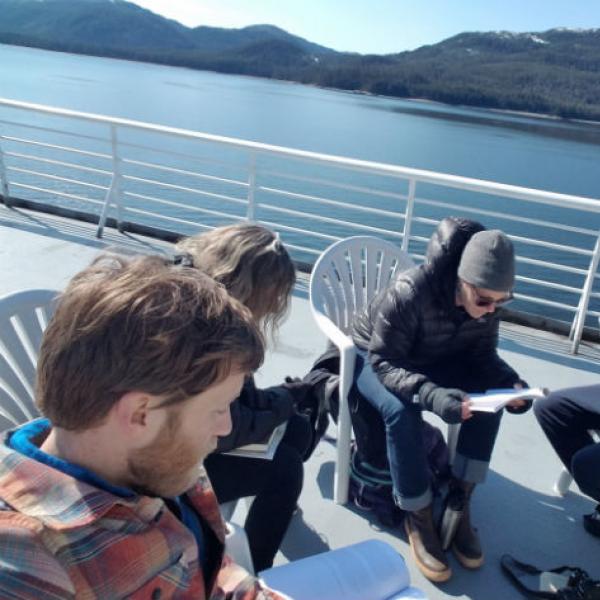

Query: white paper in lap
259;540;422;600
469;387;545;413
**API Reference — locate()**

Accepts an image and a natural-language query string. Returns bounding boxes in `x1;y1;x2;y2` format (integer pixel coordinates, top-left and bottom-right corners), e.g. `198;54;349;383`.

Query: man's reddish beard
127;410;202;497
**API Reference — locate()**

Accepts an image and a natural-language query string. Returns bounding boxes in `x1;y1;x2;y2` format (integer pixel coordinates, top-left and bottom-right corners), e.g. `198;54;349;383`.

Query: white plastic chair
220;497;255;573
0;289;58;430
309;236;415;504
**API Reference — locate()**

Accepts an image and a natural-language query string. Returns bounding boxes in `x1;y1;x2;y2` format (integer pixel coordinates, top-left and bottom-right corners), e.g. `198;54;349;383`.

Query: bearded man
0;254;283;599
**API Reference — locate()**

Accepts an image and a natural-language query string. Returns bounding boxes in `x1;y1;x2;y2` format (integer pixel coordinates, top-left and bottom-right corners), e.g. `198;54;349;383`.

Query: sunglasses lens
463;282;512;308
475;299;494;307
476;295;512;307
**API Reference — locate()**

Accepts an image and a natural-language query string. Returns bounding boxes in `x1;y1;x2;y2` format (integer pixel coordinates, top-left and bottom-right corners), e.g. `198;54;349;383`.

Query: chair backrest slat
0;289;59;430
331;253;355;331
0;320;37;396
363;246;378;308
16;309;46;362
310;236;414;336
348;246;365;317
0;353;35;422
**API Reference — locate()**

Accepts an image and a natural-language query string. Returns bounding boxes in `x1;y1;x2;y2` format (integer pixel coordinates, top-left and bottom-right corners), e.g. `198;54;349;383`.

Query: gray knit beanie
457;230;515;291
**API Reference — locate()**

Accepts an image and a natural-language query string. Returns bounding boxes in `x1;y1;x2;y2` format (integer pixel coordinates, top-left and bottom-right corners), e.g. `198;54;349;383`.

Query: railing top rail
1;97;600;213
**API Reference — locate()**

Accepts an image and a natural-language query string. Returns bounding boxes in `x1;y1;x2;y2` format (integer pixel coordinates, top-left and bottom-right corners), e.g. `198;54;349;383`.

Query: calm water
2;44;600;196
1;44;599;322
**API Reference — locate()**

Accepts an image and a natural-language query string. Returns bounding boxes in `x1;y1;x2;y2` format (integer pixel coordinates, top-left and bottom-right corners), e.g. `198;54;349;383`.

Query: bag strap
501;555;598;600
501;554;563;599
350;451;393;486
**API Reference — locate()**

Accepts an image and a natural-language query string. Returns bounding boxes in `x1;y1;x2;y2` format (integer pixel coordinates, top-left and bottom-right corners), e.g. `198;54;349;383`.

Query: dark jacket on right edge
352;217;522;420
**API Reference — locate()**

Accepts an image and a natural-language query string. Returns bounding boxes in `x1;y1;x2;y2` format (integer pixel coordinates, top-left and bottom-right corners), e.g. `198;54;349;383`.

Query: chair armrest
312;312;355;354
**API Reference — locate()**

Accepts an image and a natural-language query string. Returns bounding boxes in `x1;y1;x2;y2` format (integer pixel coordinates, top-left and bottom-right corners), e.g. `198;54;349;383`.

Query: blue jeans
355;350;503;511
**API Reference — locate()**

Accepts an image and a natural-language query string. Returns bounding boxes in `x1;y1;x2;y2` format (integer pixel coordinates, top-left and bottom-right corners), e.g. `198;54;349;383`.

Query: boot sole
452;544;484;569
404;519;452;582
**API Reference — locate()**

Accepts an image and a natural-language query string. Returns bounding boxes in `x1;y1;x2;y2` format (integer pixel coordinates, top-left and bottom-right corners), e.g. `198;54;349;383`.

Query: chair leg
334;347;356;505
553;432;598;496
447;423;460;466
220;499;238;522
554;467;573;496
225;521;254;574
334;389;352;505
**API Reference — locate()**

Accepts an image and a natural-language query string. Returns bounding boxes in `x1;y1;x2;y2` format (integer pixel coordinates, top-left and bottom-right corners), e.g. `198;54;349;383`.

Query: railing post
569;231;600;354
401;179;416;252
96;125;122;238
246;152;257;222
0;130;11;207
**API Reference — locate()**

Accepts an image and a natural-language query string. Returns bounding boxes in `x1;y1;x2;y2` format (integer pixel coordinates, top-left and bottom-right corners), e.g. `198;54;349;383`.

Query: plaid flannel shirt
0;426;283;600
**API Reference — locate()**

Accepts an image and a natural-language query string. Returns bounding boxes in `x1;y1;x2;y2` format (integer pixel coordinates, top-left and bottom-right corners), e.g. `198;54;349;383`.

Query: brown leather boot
404;504;452;582
449;479;484;569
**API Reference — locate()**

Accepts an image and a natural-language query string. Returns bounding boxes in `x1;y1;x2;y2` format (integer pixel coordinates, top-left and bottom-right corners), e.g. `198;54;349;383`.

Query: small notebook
469;387;546;413
224;422;288;460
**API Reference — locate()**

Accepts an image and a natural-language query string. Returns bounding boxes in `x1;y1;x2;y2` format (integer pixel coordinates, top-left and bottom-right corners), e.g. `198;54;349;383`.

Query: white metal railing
0;98;599;353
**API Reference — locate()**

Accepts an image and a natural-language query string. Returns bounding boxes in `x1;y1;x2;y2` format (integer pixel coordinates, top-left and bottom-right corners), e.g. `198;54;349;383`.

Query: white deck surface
1;202;599;599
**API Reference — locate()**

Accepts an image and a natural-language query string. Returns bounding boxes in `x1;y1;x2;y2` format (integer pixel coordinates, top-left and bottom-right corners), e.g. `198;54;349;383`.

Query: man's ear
112;391;164;446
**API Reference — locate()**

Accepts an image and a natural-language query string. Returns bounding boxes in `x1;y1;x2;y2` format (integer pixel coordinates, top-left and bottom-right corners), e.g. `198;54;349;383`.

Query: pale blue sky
131;0;600;54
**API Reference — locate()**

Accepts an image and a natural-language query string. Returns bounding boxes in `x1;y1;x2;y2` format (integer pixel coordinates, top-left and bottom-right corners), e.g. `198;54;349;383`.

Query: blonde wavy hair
176;223;296;336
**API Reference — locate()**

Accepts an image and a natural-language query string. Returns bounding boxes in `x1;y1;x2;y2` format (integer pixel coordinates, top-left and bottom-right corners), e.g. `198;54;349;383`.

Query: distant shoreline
328;85;600;127
2;39;600;126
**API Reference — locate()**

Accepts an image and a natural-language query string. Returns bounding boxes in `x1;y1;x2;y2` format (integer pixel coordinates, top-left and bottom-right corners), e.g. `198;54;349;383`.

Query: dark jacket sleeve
466;317;531;414
368;279;434;406
215;378;296;452
467;317;521;387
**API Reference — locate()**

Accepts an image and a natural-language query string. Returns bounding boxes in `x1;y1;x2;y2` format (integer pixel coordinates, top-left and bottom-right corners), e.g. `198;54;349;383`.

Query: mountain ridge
2;0;600;120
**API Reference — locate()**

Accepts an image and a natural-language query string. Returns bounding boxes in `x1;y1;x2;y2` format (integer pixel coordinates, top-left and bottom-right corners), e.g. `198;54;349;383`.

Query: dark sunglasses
465;282;513;308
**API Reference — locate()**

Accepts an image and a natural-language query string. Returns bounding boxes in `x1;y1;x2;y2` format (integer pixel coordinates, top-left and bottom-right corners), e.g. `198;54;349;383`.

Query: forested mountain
310;30;600;120
2;0;600;120
1;0;195;49
0;0;333;53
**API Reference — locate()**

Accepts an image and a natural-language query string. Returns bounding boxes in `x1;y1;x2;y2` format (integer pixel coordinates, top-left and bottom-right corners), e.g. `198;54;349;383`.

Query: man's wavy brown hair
36;254;264;430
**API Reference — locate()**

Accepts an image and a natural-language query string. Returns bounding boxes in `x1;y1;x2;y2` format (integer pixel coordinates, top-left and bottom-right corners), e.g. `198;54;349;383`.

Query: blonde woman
176;223;313;572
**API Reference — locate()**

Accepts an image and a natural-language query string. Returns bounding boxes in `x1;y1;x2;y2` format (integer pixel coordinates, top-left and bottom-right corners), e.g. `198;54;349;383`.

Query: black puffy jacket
352;217;523;419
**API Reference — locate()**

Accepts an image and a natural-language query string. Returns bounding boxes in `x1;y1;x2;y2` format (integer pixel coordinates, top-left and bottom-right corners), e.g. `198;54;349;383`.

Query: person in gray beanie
352;217;530;582
458;229;515;292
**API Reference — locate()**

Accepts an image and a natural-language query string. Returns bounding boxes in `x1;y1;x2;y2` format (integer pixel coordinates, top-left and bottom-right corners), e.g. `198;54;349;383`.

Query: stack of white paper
259;540;428;600
469;387;546;413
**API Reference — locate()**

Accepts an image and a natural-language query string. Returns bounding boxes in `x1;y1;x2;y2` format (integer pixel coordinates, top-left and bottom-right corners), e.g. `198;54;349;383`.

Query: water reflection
365;102;600;146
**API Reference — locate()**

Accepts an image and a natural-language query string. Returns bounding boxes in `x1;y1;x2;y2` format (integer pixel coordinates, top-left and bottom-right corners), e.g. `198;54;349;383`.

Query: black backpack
349;448;404;527
349;420;451;527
